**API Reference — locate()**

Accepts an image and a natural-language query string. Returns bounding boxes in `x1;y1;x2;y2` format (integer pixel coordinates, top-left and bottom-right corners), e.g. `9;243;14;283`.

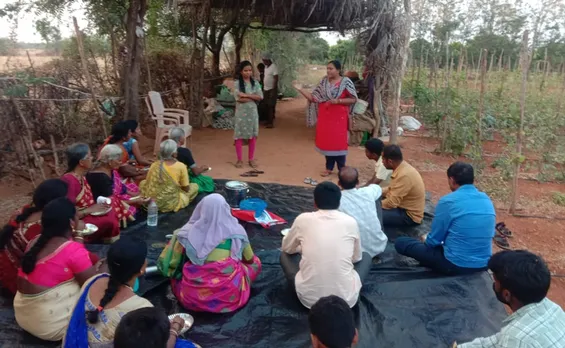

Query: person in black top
168;127;214;193
168;128;208;176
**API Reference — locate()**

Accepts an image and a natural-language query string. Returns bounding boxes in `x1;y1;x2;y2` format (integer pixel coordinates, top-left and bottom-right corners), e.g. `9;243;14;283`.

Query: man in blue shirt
395;162;496;275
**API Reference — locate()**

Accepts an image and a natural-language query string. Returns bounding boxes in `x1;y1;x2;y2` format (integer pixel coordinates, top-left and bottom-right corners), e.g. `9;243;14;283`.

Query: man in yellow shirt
381;145;425;227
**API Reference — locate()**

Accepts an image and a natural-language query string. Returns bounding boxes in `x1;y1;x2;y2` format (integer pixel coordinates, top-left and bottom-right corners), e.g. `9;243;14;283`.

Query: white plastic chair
145;91;192;155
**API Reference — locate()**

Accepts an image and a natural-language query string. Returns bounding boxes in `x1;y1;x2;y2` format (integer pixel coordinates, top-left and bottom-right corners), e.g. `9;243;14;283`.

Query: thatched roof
181;0;374;32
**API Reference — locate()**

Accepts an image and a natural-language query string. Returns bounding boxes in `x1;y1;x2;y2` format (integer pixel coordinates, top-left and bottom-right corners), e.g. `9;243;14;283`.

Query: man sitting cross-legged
280;181;371;308
381;144;426;227
395;162;496;275
458;250;565;347
338;167;387;258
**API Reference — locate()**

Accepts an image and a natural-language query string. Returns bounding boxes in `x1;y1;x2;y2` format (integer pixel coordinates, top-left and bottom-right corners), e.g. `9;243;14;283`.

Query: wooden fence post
73;17;108;138
509;31;530;215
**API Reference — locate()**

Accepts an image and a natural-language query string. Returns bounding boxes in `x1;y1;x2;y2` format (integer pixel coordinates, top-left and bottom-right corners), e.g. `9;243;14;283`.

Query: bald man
338;167;387;257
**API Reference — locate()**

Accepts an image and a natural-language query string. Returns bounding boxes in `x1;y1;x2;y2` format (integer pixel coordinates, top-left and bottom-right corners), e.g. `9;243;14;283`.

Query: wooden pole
509;31;530;215
72;17;108;138
555;57;565;118
389;0;411;145
474;49;483;89
540;47;548;91
12;99;46;180
477;49;487;144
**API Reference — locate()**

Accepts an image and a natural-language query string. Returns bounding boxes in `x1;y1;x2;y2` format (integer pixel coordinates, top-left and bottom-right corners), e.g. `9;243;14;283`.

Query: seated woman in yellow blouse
140;140;199;212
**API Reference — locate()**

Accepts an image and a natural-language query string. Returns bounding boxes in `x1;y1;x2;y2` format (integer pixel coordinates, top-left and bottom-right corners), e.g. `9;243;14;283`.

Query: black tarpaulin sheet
0;180;506;348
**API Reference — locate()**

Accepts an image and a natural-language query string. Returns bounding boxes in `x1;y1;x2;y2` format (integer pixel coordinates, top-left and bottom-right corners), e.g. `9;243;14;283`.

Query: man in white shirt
280;181;372;308
338;167;387;258
262;53;279;128
364;138;392;188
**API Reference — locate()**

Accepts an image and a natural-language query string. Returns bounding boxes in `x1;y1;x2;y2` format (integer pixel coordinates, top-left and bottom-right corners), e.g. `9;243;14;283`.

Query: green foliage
61;35;111;58
298;33;329;63
0;38;13;55
552;192;565;206
328;40;362;71
246;30;301;97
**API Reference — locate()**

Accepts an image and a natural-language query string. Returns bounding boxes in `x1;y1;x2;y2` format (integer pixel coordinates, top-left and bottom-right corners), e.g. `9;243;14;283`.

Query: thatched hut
178;0;411;140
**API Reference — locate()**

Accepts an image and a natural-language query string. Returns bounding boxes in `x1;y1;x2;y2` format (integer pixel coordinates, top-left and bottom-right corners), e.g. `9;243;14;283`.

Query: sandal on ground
304;177;313;184
240;171;258;177
493;235;511;250
310;179;318;186
249;169;265;174
320;170;332;177
495;222;513;237
234;161;244;168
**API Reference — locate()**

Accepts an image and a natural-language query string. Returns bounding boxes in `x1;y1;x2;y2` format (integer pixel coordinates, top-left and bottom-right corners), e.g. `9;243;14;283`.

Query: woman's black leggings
325;155;346;171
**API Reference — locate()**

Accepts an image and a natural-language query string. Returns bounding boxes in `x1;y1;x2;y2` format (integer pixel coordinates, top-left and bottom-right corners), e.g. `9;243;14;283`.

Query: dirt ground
0;96;564;307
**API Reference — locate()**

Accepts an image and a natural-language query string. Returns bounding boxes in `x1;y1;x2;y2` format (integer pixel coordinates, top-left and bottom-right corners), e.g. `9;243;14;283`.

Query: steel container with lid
224;181;249;207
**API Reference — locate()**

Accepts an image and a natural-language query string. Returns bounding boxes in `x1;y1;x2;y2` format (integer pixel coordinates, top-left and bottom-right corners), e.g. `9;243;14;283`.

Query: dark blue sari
64;274;108;348
63;273;198;348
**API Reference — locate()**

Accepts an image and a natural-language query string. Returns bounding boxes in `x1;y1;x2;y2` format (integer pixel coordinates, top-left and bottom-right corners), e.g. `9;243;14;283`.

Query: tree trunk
389;0;412;145
121;0;147;121
509;31;530;215
232;26;247;66
497;49;504;71
211;48;221;76
540;47;548;91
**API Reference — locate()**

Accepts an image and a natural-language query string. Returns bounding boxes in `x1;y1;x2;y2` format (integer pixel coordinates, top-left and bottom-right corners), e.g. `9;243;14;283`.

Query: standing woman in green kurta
233;61;263;168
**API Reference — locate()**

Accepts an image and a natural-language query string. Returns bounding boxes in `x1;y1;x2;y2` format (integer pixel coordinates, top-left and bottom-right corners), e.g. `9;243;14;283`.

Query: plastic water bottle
147;200;158;227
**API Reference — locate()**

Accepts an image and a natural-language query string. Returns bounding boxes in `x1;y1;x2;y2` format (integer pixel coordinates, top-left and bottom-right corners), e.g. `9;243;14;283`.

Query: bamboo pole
509;31;530;215
540;47;548;91
474;49;483;89
555;56;565;118
72;17;108;138
477;49;488;145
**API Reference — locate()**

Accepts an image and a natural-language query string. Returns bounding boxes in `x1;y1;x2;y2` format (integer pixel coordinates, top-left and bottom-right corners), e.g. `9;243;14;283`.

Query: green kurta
233;80;263;140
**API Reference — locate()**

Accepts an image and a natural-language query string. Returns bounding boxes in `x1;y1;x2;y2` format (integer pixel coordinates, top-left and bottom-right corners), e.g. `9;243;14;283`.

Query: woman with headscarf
140;140;199;213
61;143;120;243
14;198;100;341
294;60;358;177
171;194;262;313
0;179;69;294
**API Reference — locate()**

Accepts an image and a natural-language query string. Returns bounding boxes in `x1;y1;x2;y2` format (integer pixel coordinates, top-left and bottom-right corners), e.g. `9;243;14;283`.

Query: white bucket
353;99;368;115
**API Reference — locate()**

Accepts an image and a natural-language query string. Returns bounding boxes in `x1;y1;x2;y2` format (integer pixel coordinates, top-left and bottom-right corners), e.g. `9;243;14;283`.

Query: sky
0;3;346;45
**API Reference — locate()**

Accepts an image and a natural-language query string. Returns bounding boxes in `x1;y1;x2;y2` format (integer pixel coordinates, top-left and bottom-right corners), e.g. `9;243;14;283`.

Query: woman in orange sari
294;60;358;177
61;143;120;244
0;179;68;294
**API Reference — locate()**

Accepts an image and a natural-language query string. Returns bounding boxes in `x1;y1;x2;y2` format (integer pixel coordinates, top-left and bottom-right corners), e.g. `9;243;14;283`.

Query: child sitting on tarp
168;127;214;193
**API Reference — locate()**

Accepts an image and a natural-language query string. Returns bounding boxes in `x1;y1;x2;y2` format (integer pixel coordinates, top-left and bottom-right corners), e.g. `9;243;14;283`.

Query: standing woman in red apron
294;60;358;177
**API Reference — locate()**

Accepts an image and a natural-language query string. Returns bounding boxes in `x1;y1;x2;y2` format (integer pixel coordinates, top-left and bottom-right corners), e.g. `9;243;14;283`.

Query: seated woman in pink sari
87;144;148;228
62;143;120;244
172;194;261;313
